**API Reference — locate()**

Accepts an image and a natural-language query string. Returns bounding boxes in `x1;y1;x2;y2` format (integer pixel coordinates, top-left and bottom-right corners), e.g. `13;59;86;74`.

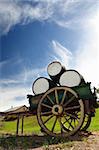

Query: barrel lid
47;61;62;76
32;77;49;95
59;70;81;87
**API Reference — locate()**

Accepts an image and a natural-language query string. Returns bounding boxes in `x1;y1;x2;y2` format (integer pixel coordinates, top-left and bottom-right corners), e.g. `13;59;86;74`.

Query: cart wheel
37;86;84;137
81;114;91;131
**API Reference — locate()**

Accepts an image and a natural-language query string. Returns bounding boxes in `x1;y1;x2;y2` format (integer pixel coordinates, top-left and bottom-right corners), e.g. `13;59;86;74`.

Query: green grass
0;109;99;149
88;108;99;131
0;116;41;135
0;109;99;135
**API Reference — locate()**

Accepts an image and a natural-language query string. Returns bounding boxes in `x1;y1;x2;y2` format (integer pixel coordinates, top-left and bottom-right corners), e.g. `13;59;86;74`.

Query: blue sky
0;0;99;111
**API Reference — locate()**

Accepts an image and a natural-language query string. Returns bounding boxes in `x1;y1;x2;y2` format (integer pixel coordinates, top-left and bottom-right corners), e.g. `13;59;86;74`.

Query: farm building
4;105;29;114
0;105;30;135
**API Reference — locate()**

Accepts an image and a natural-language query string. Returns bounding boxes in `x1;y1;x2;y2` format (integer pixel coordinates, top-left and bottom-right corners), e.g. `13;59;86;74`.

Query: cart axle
52;105;63;115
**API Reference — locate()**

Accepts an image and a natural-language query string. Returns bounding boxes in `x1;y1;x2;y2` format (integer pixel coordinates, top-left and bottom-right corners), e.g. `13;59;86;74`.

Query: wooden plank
21;115;24;134
16;114;20;135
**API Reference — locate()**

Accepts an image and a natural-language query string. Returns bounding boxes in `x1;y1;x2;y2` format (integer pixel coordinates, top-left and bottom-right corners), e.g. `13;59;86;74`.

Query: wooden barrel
47;61;66;83
32;77;56;95
59;70;85;87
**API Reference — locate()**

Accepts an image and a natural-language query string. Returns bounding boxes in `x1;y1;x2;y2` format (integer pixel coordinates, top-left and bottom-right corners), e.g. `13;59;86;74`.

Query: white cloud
0;86;30;111
21;67;46;83
51;9;99;87
0;59;11;68
0;65;46;111
0;0;53;35
50;2;99;88
0;0;99;111
0;0;98;35
0;79;20;84
0;1;21;34
51;40;72;68
0;57;23;69
51;38;99;88
0;55;46;111
75;11;99;87
0;65;46;87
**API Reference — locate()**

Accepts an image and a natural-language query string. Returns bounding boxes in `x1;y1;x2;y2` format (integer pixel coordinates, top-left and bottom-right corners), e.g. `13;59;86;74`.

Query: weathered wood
21;115;24;134
37;86;85;137
16;114;20;135
84;100;90;114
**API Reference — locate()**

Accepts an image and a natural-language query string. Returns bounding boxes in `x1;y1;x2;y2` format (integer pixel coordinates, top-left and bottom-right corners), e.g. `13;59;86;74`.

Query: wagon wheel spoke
43;114;54;124
51;116;57;132
74;111;80;120
63;116;71;125
71;113;80;123
63;116;74;130
64;105;80;111
73;119;76;127
73;118;77;127
41;111;52;116
58;117;64;133
68;119;74;129
62;123;70;132
55;89;59;104
60;90;67;105
66;112;77;119
37;86;84;137
63;95;75;107
41;103;52;109
47;95;54;105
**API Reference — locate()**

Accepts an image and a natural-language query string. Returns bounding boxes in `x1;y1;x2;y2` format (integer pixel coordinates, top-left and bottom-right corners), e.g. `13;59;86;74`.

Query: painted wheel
37;86;85;137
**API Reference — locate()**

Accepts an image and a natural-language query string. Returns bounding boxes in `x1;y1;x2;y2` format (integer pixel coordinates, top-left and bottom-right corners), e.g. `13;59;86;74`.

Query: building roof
1;105;29;115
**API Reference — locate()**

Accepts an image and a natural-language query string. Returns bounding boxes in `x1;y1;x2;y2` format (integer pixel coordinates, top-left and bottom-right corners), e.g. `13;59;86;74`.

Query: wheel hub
52;105;63;115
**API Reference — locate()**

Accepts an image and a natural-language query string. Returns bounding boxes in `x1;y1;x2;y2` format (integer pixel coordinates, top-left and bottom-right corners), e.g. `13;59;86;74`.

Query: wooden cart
27;82;98;137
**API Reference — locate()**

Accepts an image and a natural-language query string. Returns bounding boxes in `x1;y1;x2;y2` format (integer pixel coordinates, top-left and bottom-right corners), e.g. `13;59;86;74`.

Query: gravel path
36;132;99;150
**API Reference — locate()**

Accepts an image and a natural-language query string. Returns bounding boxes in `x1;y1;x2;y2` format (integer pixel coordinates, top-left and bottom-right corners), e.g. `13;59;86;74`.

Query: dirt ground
33;131;99;150
0;131;99;150
70;131;99;150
